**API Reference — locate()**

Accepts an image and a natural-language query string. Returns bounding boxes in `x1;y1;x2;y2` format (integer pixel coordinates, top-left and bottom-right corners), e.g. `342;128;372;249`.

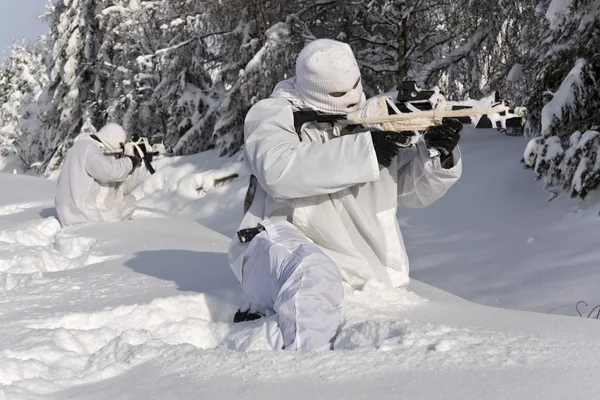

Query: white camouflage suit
55;123;148;227
228;39;462;351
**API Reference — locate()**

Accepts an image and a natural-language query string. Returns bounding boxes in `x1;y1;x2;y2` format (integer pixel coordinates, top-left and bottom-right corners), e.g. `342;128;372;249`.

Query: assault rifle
294;81;525;136
123;135;173;175
394;81;524;130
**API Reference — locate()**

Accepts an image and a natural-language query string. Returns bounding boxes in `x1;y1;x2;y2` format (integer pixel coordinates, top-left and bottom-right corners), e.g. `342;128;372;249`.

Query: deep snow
1;128;600;399
134;128;600;317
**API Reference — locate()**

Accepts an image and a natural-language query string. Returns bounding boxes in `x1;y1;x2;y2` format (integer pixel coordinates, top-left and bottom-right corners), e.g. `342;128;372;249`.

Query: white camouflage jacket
229;78;462;290
56;136;139;226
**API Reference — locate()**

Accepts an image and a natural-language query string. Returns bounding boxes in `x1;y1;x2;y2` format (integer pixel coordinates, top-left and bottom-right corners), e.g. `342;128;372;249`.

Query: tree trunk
396;19;408;88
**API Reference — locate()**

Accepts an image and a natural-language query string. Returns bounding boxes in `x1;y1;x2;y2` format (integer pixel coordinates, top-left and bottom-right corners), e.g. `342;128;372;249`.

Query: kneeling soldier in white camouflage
55;123;149;227
229;39;463;351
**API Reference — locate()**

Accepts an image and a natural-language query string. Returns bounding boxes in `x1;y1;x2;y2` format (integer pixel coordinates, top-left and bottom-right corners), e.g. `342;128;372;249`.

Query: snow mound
0;272;44;291
1;294;244;393
28;293;235;333
335;317;544;366
0;201;50;217
0;216;117;292
336;282;549;366
134;150;247;236
0;219;95;276
0;218;61;247
0;327;161;391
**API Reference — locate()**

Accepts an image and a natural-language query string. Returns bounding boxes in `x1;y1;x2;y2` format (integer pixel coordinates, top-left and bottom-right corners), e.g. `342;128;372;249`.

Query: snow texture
545;0;574;30
506;63;523;83
1;127;600;399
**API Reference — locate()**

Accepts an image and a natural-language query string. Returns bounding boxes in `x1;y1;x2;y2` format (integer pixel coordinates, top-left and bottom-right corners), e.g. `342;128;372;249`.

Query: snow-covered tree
0;43;48;159
4;0;568;177
522;0;600;199
210;17;310;155
171;0;312;155
21;0;107;176
96;1;215;153
309;0;514;100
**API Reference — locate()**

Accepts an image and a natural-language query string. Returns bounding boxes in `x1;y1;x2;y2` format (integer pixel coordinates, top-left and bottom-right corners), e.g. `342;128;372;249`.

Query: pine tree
2;0;564;176
0;43;48;159
522;0;600;199
28;0;107;176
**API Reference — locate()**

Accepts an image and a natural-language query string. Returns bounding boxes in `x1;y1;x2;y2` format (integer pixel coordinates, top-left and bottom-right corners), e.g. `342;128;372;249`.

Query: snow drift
1;128;600;399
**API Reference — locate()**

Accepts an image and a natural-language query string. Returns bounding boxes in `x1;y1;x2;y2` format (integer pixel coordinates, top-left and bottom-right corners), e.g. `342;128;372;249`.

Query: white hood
95;123;127;154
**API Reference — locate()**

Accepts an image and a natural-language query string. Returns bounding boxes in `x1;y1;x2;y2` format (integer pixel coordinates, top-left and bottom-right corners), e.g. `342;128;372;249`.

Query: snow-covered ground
402;129;600;316
134;128;600;317
1;128;600;399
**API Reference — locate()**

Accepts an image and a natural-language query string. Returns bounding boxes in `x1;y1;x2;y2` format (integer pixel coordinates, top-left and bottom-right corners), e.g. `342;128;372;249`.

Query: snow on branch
136;39;194;64
412;26;493;86
540;58;587;137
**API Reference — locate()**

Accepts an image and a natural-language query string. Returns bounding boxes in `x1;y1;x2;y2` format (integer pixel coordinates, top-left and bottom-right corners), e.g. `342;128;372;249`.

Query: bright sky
0;0;50;63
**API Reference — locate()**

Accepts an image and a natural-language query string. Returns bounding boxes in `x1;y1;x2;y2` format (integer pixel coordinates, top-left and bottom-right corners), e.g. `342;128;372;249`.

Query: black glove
424;118;462;157
127;155;142;170
370;131;416;167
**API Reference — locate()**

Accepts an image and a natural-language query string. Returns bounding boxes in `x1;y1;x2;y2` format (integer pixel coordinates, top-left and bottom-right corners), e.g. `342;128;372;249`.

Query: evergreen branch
412;25;493;85
295;1;337;18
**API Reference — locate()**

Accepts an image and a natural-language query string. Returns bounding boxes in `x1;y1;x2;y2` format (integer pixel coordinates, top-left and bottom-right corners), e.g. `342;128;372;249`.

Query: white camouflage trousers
240;218;344;351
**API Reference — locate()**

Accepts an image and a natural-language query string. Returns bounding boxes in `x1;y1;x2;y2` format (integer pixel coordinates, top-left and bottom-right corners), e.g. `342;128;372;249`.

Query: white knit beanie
295;39;365;114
